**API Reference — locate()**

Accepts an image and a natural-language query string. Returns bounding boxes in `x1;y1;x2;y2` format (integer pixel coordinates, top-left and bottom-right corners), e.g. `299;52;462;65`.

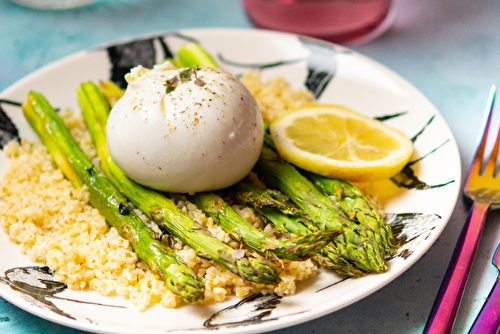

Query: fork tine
469;85;497;177
484;86;500;176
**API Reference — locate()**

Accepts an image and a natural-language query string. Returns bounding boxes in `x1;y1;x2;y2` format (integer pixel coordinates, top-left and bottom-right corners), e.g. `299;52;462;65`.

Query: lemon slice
269;104;413;182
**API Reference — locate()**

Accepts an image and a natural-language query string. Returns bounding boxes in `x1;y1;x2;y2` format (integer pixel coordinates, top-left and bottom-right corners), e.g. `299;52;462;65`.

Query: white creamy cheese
106;62;264;193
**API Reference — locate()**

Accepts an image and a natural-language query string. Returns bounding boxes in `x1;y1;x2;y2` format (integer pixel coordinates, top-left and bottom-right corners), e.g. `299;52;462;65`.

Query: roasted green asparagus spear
78;82;281;285
230;181;365;278
96;43;215;107
189;192;342;261
262;119;276;151
301;171;398;256
175;42;219;68
98;80;124;107
22;91;205;303
230;182;315;235
255;145;387;273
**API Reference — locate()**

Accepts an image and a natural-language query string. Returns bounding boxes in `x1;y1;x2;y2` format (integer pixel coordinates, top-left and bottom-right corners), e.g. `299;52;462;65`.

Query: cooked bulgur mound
0;73;319;311
240;71;315;121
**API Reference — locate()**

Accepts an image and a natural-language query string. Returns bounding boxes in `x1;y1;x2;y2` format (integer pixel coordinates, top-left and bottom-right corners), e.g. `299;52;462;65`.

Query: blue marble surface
1;0;500;333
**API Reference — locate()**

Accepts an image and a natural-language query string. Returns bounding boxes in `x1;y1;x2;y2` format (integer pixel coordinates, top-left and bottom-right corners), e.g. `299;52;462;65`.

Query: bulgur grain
240;71;316;121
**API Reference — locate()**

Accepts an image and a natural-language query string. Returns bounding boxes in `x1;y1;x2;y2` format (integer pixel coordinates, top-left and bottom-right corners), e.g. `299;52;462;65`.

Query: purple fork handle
424;201;490;334
469;276;500;334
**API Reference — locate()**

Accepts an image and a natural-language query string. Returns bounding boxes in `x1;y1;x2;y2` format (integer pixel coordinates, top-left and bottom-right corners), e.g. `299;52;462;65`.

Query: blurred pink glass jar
241;0;395;45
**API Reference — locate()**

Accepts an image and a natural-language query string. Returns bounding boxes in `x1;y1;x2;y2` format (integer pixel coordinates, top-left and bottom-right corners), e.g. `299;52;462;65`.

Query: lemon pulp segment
270;105;413;182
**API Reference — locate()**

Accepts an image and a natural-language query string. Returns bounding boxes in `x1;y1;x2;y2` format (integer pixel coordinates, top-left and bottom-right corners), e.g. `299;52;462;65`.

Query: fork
424;85;499;334
468;242;500;333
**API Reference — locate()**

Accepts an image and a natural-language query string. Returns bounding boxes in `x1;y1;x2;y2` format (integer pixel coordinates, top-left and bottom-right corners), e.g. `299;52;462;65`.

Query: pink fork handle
469;276;500;334
424;201;490;334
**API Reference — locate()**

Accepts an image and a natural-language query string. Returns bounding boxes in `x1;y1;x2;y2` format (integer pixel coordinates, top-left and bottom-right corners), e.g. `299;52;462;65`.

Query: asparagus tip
166;263;205;303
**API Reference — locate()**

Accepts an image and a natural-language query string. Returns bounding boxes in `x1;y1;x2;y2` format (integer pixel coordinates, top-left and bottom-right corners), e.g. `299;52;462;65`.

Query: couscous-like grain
240;71;316;121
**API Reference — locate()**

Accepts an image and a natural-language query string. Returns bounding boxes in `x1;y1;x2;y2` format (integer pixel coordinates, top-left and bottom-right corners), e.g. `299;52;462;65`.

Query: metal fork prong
484;86;500;176
470;85;497;177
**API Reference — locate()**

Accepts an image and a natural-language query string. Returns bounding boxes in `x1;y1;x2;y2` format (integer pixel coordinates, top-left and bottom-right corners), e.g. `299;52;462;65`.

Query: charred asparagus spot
78;81;281;286
230;181;366;278
22;91;205;303
254;145;388;273
189;192;342;262
87;166;95;176
119;203;130;216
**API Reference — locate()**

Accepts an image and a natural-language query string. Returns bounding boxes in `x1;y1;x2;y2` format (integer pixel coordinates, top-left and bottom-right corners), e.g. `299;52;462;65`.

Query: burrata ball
106;63;264;193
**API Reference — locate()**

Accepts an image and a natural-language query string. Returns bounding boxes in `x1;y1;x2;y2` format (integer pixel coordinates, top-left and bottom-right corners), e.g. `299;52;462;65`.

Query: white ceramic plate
0;28;461;334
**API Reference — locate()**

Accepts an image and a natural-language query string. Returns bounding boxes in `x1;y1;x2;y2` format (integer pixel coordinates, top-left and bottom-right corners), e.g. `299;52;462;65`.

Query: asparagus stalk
254;146;388;273
230;182;315;235
163;42;219;68
189;192;342;262
78;82;281;285
22;91;205;303
230;181;365;278
301;171;398;257
98;81;124;107
176;42;219;68
262;119;276;151
96;42;216;108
